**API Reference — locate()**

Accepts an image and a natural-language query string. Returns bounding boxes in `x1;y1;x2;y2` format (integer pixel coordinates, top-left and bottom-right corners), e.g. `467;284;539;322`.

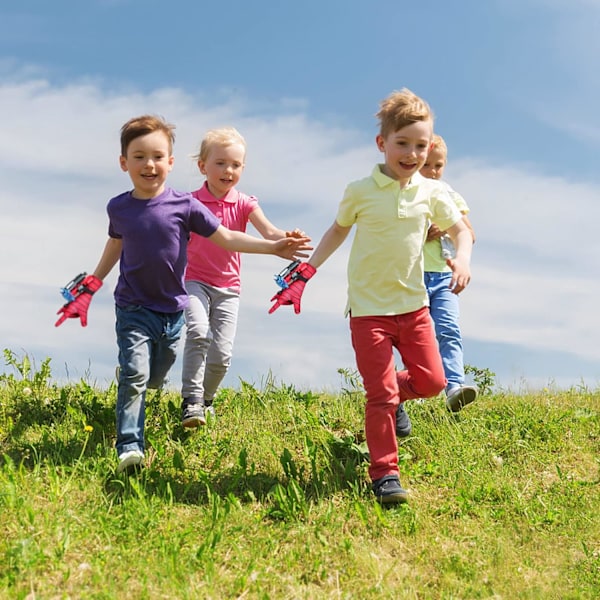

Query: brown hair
120;115;176;156
376;88;433;138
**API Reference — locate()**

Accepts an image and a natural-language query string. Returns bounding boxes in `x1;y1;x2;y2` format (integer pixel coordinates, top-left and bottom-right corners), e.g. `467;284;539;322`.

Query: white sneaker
446;385;478;413
117;450;144;473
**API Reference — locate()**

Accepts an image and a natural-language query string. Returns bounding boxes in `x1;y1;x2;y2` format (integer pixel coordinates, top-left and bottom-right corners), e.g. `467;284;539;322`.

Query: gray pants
181;280;240;403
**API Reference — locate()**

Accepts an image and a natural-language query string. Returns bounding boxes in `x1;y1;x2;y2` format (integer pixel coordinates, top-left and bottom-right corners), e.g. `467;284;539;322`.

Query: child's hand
446;256;471;295
274;236;313;260
286;228;309;240
426;224;445;241
55;274;103;326
269;263;316;314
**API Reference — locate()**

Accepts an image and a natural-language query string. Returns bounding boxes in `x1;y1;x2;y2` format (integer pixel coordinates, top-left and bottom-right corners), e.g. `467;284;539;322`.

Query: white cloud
1;70;597;393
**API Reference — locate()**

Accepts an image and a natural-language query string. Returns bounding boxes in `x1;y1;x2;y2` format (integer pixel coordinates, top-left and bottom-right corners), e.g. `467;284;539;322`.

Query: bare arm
249;207;308;242
92;238;122;280
248;207;286;240
307;221;352;269
446;220;473;294
208;225;312;260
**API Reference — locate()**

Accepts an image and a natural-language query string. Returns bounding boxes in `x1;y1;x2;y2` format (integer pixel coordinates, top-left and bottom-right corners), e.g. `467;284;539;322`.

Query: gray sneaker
204;404;216;421
446;385;478;413
182;401;206;428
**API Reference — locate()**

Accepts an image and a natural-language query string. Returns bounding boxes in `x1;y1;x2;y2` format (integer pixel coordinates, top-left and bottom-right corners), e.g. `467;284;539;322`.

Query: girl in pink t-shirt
181;127;308;427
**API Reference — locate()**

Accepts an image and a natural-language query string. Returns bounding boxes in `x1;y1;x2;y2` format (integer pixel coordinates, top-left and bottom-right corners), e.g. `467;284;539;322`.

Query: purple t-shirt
107;187;220;312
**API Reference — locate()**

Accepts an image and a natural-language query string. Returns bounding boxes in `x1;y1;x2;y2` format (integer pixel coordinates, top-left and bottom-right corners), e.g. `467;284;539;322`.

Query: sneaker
204;404;216;421
117;450;144;473
446;385;478;413
371;475;409;504
395;402;412;438
182;401;206;428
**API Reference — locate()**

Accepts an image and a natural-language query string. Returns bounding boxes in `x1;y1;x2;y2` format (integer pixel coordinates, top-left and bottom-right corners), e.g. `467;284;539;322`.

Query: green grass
1;350;599;599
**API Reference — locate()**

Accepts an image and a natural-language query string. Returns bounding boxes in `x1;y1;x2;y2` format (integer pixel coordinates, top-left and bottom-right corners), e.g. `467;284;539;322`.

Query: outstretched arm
268;220;351;314
208;225;312;260
305;220;352;269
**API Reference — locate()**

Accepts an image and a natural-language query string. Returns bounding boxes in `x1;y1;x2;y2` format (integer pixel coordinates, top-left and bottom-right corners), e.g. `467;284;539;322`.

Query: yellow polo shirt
336;166;461;317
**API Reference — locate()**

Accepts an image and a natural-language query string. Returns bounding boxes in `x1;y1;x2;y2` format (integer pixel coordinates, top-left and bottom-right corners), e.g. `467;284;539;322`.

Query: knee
414;373;446;399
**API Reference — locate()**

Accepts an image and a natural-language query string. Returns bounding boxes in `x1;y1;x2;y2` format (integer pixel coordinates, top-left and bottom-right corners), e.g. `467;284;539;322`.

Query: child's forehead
207;142;246;159
392;120;433;139
129;130;172;151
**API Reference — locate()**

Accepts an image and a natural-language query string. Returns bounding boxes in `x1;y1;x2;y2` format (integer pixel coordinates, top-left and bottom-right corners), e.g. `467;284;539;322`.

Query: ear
429;141;435;152
197;159;207;175
119;156;128;172
168;155;174;171
375;134;385;152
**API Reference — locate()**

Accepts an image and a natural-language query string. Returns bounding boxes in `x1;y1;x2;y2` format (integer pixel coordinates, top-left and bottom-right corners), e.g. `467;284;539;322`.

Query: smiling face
199;142;246;198
119;130;174;199
376;119;433;186
420;145;447;180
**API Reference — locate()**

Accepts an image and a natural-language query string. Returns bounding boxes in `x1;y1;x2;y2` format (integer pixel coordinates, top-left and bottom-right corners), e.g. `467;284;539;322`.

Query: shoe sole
446;387;477;413
376;491;409;504
182;416;206;428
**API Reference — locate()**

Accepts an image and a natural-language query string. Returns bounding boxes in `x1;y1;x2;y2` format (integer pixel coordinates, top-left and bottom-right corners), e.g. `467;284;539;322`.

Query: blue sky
1;0;598;394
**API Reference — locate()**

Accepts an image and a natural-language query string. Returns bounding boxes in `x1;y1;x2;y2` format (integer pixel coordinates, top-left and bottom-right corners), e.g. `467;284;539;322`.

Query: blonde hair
193;127;247;162
120;115;175;156
431;134;448;157
375;88;433;138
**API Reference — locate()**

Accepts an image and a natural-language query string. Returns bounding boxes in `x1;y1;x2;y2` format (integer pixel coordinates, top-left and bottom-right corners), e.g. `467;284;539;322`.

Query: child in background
269;90;473;504
55;115;311;473
420;134;477;412
180;127;309;428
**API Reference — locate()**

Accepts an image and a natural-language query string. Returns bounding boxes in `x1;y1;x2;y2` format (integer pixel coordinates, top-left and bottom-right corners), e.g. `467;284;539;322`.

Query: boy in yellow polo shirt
269;89;473;504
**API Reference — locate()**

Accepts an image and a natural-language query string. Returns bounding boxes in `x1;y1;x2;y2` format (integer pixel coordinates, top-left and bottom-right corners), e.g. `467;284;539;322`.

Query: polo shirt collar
195;181;239;204
371;164;425;190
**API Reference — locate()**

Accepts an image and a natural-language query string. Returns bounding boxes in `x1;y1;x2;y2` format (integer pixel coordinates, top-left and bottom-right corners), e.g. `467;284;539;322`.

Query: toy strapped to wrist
55;272;103;327
274;260;301;290
269;261;316;314
60;272;103;302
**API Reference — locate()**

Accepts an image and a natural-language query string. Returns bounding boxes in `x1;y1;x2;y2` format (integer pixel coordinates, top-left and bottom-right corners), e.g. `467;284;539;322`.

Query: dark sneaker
372;475;409;504
395;402;412;438
446;385;478;413
182;401;206;428
117;450;144;474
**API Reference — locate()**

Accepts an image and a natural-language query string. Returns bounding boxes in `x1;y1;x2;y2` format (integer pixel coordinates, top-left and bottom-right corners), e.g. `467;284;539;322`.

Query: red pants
350;307;446;481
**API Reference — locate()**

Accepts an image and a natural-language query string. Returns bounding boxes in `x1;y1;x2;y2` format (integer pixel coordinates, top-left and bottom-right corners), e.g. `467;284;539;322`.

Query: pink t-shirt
184;182;259;292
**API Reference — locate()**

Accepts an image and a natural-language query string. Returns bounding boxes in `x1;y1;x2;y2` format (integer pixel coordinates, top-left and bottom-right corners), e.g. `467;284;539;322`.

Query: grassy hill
1;350;598;599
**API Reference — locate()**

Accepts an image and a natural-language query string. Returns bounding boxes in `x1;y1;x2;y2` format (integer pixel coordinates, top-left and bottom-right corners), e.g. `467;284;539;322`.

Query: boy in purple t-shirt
55;115;311;474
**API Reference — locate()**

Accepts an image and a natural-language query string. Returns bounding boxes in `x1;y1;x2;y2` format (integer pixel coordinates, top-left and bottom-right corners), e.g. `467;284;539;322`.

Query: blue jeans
425;272;464;393
115;305;184;455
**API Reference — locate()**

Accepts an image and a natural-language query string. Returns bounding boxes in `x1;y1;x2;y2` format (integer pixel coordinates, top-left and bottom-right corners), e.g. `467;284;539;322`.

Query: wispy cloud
1;67;597;391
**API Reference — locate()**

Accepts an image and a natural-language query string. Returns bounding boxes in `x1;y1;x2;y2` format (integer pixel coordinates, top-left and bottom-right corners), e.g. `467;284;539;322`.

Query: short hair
430;134;448;157
376;88;433;138
120;115;176;157
193;127;247;162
